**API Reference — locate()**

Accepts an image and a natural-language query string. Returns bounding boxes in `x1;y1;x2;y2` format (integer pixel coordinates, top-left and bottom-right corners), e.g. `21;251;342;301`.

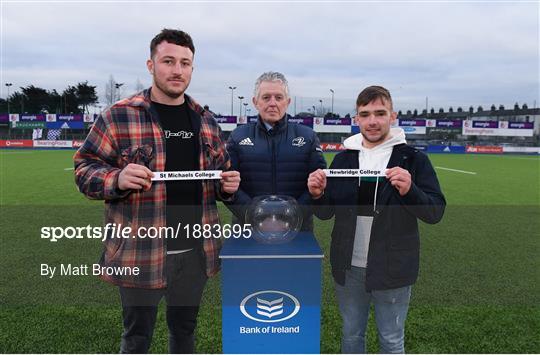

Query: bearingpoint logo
240;290;300;323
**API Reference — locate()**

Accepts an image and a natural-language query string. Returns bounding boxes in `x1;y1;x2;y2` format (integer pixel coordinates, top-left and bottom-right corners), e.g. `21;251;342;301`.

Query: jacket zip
271;136;277;194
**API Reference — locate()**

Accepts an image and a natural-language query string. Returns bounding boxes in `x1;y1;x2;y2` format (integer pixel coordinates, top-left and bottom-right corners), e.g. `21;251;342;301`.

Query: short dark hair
150;28;195;58
356;86;393;110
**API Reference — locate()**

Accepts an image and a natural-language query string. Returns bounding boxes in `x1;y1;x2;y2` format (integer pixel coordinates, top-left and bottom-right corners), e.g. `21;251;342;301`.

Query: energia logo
240;290;300;323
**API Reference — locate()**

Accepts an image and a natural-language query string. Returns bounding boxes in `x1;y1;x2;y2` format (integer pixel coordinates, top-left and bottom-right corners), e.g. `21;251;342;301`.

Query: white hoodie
342;127;407;268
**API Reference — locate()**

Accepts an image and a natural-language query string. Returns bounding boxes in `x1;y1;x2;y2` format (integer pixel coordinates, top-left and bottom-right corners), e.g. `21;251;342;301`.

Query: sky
1;1;539;116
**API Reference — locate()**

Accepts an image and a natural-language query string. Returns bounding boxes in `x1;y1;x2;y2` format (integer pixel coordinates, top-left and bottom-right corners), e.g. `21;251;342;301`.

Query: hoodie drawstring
373;176;379;213
358;148;380;213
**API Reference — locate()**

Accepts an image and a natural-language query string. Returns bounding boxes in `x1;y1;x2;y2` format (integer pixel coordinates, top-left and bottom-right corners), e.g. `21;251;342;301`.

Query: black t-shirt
153;101;202;251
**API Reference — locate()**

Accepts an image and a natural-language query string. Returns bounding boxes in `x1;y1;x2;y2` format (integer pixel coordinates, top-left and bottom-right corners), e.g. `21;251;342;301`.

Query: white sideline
435;166;477;175
479;155;540;161
64;167;74;170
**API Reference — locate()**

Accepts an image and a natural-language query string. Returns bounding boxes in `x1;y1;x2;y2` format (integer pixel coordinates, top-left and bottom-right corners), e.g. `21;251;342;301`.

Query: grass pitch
0;149;539;353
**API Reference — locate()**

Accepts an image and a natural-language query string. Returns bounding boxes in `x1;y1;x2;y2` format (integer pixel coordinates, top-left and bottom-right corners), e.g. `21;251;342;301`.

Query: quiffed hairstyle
253;71;289;98
356;85;393;110
150;28;195;58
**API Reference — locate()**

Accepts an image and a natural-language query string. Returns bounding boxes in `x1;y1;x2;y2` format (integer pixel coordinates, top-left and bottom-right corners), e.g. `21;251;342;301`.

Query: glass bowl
245;195;303;244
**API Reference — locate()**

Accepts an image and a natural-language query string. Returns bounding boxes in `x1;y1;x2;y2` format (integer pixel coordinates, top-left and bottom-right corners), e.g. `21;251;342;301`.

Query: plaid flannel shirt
74;89;231;289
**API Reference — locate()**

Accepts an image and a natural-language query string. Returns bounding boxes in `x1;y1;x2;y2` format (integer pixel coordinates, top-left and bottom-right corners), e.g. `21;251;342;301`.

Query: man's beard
155;76;185;99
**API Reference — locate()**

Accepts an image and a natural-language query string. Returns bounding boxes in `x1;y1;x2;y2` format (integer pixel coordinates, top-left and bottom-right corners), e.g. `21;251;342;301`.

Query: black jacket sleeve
312;152;342;220
297;131;327;206
400;152;446;224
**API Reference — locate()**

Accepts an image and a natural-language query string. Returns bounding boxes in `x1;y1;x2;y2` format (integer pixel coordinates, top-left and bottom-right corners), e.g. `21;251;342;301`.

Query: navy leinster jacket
315;144;446;290
225;115;327;231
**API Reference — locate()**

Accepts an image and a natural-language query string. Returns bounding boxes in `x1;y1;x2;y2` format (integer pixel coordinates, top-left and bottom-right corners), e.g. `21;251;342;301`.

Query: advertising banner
462;120;534;136
399;119;426;127
72;140;84;149
215;116;238;124
398;119;426;134
427;145;466;153
401;126;426;134
83;114;95;123
462;120;498;136
57;114;83;122
20;114;45;122
324;117;351;125
33;140;73;148
435;120;462;128
497;121;534;137
314;117;351;133
320;143;345;151
466;146;503;154
237;115;259;124
502;146;540;154
0;113;9;127
0;139;33;148
11;121;46;129
505;122;534;129
472;121;498;128
46;121;85;129
215;115;238;131
288;117;314;128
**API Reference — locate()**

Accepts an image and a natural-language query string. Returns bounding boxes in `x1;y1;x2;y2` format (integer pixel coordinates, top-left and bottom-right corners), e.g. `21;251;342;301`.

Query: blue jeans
334;266;411;354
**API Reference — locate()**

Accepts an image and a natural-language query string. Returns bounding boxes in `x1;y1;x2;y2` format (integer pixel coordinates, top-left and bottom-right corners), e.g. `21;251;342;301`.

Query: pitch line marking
435;166;477;175
64;167;74;171
482;155;540;161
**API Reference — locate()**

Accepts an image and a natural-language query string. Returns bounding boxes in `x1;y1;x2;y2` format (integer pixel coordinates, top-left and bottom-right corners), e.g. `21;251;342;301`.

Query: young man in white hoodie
308;86;445;353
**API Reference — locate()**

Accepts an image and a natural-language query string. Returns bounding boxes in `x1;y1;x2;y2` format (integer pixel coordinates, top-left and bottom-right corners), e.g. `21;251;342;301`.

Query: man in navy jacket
308;86;445;353
226;71;326;231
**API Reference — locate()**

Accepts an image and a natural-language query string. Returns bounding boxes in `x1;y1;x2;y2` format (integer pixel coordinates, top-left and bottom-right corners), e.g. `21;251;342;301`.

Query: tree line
0;75;141;115
0;82;99;114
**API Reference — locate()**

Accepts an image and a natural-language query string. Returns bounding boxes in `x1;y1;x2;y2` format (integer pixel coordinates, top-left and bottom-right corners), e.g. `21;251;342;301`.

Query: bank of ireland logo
240;290;300;323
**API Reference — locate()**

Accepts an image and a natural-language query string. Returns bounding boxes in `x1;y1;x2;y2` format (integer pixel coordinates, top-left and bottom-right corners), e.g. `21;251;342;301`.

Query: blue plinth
220;232;324;354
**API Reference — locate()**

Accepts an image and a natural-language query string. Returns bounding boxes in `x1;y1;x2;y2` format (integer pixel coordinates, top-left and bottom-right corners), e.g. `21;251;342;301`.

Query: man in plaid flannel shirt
74;29;240;353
